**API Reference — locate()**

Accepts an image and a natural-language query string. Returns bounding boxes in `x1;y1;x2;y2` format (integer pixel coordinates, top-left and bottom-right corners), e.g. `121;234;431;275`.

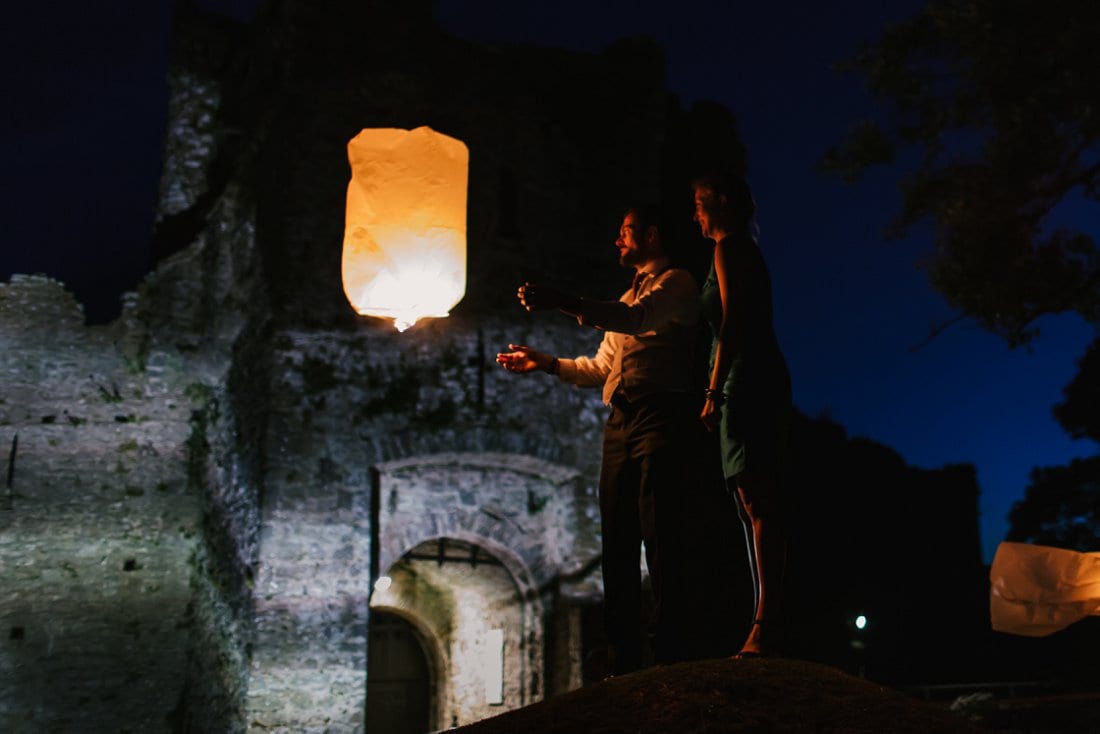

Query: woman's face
693;185;722;241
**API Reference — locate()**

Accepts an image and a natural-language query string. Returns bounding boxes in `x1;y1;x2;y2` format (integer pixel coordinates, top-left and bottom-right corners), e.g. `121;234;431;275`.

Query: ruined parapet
0;274;204;731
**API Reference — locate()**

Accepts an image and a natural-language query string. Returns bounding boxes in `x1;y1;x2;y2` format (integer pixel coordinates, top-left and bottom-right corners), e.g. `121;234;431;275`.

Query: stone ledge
375;451;582;484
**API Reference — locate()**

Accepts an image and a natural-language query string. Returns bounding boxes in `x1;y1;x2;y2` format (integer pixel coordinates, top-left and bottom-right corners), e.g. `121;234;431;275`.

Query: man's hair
623;203;671;258
623;203;664;236
692;172;756;230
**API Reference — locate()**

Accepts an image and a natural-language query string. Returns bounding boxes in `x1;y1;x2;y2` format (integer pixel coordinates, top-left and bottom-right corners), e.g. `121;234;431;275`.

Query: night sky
1;1;1093;563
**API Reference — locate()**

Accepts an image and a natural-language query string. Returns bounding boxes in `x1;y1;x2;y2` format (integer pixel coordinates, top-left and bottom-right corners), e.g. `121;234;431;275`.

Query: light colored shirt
557;257;699;404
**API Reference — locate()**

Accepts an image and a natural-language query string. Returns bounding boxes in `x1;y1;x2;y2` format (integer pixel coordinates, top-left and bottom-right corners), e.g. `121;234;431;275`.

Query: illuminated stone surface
0;3;1006;734
0;277;204;732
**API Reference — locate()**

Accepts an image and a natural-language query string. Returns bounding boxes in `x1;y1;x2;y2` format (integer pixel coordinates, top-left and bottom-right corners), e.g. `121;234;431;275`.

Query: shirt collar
636;256;670;279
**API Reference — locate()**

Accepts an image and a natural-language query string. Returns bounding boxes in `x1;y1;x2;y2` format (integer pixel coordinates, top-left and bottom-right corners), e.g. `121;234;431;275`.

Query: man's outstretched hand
517;282;576;312
496;344;554;374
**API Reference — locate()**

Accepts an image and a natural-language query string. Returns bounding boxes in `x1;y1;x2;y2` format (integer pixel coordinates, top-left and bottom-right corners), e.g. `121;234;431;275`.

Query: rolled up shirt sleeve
576;269;698;335
557;330;618;387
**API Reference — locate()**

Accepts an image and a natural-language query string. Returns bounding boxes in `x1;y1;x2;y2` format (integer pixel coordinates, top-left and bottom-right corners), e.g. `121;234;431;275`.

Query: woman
693;173;792;657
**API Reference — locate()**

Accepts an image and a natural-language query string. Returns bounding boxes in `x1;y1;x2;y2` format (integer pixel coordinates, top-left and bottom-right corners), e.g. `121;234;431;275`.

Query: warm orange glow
990;541;1100;636
343;127;468;331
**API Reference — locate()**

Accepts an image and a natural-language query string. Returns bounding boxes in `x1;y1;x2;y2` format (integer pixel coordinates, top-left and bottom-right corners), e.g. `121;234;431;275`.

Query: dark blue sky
1;1;1093;562
0;4;172;315
436;1;1095;564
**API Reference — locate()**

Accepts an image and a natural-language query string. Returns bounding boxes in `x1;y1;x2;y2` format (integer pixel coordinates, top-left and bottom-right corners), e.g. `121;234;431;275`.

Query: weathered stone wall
142;5;728;724
3;2;993;732
0;276;201;732
141;180;271;732
371;452;599;726
69;4;702;729
0;116;270;732
374;453;597;588
245;318;609;731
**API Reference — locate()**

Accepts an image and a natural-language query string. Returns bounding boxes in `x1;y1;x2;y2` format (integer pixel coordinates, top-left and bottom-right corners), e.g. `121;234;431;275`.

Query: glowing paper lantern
343;126;468;331
989;541;1100;636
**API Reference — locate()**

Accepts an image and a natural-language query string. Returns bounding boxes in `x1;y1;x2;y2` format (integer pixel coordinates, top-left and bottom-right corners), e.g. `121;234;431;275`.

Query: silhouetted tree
1053;336;1100;443
1006;457;1100;552
822;0;1100;549
1009;338;1100;552
822;0;1099;347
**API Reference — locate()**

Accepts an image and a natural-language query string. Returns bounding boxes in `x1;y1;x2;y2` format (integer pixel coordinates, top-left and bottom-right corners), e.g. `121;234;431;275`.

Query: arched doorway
366;610;432;734
370;536;530;728
368;452;596;723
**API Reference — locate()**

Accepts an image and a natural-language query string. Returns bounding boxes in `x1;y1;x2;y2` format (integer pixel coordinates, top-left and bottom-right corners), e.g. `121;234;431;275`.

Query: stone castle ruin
1;2;986;732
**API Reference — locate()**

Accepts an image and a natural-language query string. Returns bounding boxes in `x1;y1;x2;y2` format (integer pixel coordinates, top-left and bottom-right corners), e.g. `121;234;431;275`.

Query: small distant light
374;576;392;592
855;614;868;630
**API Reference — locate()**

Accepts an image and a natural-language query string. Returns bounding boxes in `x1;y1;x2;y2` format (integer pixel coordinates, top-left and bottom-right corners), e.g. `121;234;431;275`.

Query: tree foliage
822;0;1100;347
1053;335;1100;442
825;0;1100;550
1006;456;1100;552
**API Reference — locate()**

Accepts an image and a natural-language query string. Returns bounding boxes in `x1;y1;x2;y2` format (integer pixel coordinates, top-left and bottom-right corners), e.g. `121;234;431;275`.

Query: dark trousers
599;392;695;674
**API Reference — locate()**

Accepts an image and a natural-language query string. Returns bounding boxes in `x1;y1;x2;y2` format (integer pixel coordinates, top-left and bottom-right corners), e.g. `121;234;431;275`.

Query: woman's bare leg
736;471;787;656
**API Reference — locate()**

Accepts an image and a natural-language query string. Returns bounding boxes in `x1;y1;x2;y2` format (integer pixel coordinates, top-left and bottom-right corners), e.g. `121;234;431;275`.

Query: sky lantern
343;126;469;331
989;541;1100;636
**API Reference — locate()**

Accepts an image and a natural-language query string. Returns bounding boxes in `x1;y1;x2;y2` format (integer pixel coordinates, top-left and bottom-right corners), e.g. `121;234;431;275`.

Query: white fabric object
989;541;1100;637
343;126;468;331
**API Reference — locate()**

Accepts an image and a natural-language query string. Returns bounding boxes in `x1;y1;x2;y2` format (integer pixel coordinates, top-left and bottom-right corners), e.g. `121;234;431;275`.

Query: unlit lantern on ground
343;126;469;331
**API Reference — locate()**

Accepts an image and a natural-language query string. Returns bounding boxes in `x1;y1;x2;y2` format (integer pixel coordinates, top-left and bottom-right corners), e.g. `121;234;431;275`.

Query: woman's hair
692;172;756;234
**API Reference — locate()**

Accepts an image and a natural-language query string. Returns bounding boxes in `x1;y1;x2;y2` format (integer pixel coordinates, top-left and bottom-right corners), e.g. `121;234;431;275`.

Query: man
496;206;700;675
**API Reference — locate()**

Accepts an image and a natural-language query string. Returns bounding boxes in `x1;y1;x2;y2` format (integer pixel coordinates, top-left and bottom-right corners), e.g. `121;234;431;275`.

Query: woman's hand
700;397;721;432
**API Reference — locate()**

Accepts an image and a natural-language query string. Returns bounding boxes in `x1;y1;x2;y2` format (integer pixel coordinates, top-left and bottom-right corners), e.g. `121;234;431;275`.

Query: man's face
616;212;647;267
693;186;721;240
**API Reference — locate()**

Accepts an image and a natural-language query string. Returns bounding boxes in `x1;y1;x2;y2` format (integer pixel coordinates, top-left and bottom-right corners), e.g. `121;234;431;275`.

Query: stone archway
369;452;598;726
371;536;530;728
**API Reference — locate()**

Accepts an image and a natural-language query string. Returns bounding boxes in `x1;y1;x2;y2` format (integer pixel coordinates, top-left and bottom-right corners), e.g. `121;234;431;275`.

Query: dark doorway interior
367;610;432;734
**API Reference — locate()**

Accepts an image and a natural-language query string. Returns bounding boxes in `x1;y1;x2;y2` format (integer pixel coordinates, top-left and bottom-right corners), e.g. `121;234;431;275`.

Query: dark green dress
700;235;792;480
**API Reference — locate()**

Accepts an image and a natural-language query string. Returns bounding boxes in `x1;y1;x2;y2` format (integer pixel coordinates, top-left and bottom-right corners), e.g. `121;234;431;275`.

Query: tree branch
908;312;969;352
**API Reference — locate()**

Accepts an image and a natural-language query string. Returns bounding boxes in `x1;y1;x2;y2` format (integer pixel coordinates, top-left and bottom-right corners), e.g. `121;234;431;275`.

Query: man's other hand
496;344;553;374
517;282;570;311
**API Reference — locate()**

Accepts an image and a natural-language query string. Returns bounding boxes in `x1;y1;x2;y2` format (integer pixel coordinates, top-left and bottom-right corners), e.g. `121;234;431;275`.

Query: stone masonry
0;276;204;733
4;1;989;732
